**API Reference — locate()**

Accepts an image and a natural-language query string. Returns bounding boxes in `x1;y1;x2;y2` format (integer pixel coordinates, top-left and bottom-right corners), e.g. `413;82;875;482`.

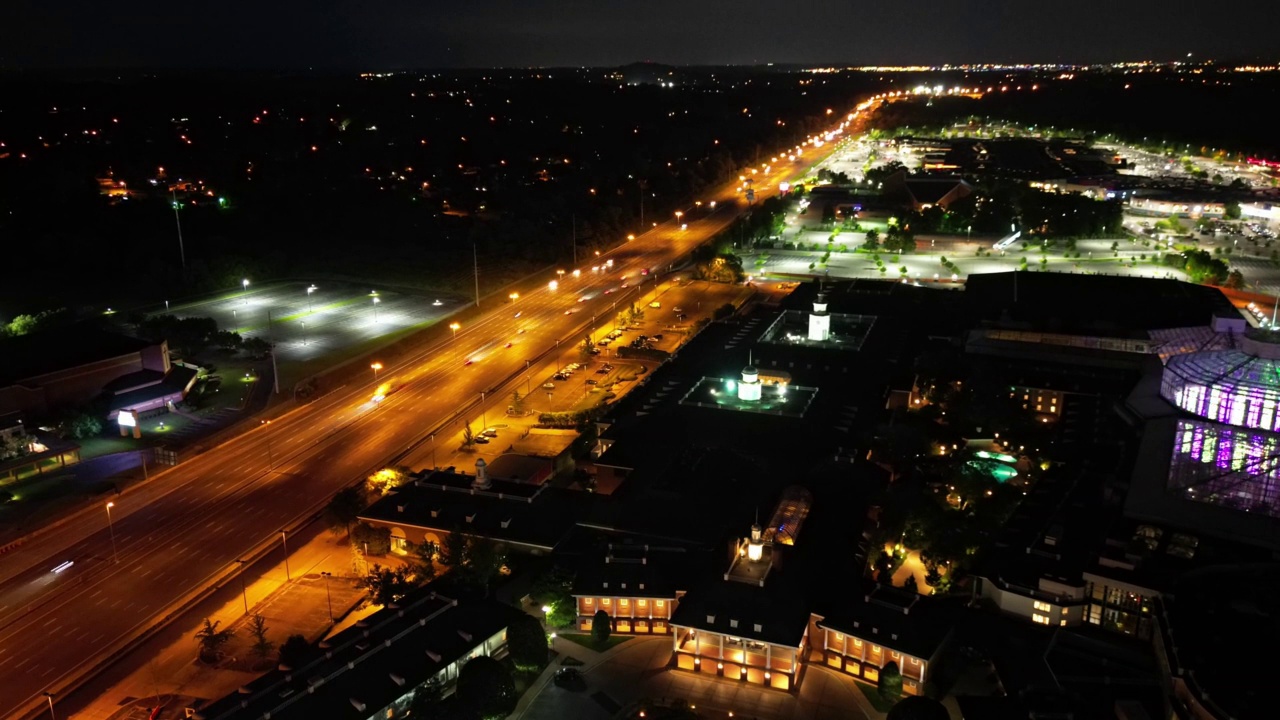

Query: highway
0;115;857;719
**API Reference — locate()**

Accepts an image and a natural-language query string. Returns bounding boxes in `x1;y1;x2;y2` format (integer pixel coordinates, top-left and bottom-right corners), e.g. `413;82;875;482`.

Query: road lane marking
92;633;104;644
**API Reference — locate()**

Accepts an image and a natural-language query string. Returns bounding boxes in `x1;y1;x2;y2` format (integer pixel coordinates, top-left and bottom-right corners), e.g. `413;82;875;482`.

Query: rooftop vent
350;699;366;712
730;619;739;628
458;630;473;642
754;623;763;633
430;509;439;519
707;614;716;624
426;650;442;663
639;582;646;590
500;518;512;529
390;673;406;686
465;513;476;524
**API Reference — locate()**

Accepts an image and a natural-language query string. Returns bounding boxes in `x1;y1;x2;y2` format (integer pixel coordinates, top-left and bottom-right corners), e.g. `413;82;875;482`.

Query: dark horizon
4;0;1279;71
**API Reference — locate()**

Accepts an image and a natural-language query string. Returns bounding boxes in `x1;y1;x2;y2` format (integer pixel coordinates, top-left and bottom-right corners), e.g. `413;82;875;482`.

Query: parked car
554;667;585;689
543;382;556;390
473;435;490;444
649;301;661;308
586;379;598;385
482;428;499;437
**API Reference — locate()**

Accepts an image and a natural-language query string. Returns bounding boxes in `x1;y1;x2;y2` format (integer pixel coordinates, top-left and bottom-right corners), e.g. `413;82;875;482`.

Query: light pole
449;322;461;341
236;559;249;614
42;691;55;720
372;296;380;322
674;211;683;224
280;530;291;582
371;362;383;381
242;278;250;303
480;391;487;430
509;292;519;303
105;502;118;563
321;571;334;620
171;189;186;270
307;284;317;312
300;321;306;346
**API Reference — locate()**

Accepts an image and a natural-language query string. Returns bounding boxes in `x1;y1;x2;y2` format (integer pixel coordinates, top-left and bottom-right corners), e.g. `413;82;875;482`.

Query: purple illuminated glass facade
1169;419;1280;517
1161;351;1280;432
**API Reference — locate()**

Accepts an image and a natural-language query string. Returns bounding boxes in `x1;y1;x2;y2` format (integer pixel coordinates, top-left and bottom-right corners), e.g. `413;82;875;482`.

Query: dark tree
592;609;612;646
359;564;415;606
457;656;516;720
278;634;312;669
323;485;367;537
507;614;549;671
879;660;903;699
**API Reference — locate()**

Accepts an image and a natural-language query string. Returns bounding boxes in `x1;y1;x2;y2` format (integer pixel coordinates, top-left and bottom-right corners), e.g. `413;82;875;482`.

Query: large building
196;588;524;720
0;325;197;421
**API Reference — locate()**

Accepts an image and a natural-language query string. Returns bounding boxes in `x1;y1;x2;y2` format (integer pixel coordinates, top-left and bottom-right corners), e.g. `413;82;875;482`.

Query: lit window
601;598;611;606
871;645;881;654
1050;405;1056;413
638;598;647;606
1033;601;1051;612
1032;613;1049;625
853;639;863;648
910;657;919;665
891;651;900;660
835;633;844;641
1060;619;1067;626
1036;404;1042;411
619;599;629;607
583;598;594;605
656;600;664;607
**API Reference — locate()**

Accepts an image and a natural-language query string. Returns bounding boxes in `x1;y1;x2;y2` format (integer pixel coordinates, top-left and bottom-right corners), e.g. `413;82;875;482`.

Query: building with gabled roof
195;587;524;720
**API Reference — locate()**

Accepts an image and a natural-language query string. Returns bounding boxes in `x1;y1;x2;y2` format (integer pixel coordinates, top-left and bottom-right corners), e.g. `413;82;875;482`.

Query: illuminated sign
117;410;137;427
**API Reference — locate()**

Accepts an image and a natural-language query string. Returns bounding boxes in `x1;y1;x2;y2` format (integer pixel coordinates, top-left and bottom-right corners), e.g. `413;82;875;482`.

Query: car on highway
514;311;522;318
463;359;474;366
564;309;577;315
543;382;555;390
504;342;513;348
596;367;609;374
620;282;629;288
554;373;569;381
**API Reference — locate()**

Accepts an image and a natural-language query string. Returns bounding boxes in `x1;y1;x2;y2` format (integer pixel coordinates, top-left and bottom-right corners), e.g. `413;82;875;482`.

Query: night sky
4;0;1279;69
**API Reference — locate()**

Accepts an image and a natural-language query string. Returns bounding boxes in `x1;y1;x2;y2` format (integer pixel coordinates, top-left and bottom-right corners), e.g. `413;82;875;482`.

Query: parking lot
159;280;461;386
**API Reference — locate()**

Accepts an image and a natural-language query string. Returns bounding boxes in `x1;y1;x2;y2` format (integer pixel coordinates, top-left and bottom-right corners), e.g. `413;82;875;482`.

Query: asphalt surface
0;132;838;719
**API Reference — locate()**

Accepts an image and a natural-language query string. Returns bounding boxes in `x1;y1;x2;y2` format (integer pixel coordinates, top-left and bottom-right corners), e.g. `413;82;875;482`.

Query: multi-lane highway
0;115;855;719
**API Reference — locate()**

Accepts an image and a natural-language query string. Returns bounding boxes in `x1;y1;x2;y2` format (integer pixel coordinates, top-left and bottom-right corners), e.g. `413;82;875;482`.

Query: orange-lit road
0;112;863;719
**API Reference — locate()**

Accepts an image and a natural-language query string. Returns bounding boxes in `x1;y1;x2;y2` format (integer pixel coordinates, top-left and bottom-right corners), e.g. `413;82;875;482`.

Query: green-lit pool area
967;450;1019;482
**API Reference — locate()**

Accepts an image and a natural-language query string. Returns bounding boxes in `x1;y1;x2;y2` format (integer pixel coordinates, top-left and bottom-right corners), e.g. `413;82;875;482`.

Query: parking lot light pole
320;572;334;620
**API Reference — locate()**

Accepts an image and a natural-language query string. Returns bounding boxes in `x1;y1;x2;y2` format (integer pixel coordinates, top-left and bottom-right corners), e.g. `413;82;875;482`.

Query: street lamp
320;572;334;620
371;362;383;380
242;278;250;304
235;559;250;614
105;502;118;564
449;322;461;340
674;211;683;223
280;530;291;582
307;284;317;312
372;296;380;322
509;292;519;303
42;691;55;720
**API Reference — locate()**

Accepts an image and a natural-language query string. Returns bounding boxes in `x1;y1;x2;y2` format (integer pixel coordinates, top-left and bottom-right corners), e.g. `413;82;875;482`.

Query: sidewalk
70;526;372;720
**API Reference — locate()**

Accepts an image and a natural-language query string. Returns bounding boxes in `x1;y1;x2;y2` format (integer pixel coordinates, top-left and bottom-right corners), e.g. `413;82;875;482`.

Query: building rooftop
359;468;597;552
106;364;199;413
964;272;1238;336
669;578;811;648
196;589;524;720
817;583;954;661
0;325;155;386
570;543;712;599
